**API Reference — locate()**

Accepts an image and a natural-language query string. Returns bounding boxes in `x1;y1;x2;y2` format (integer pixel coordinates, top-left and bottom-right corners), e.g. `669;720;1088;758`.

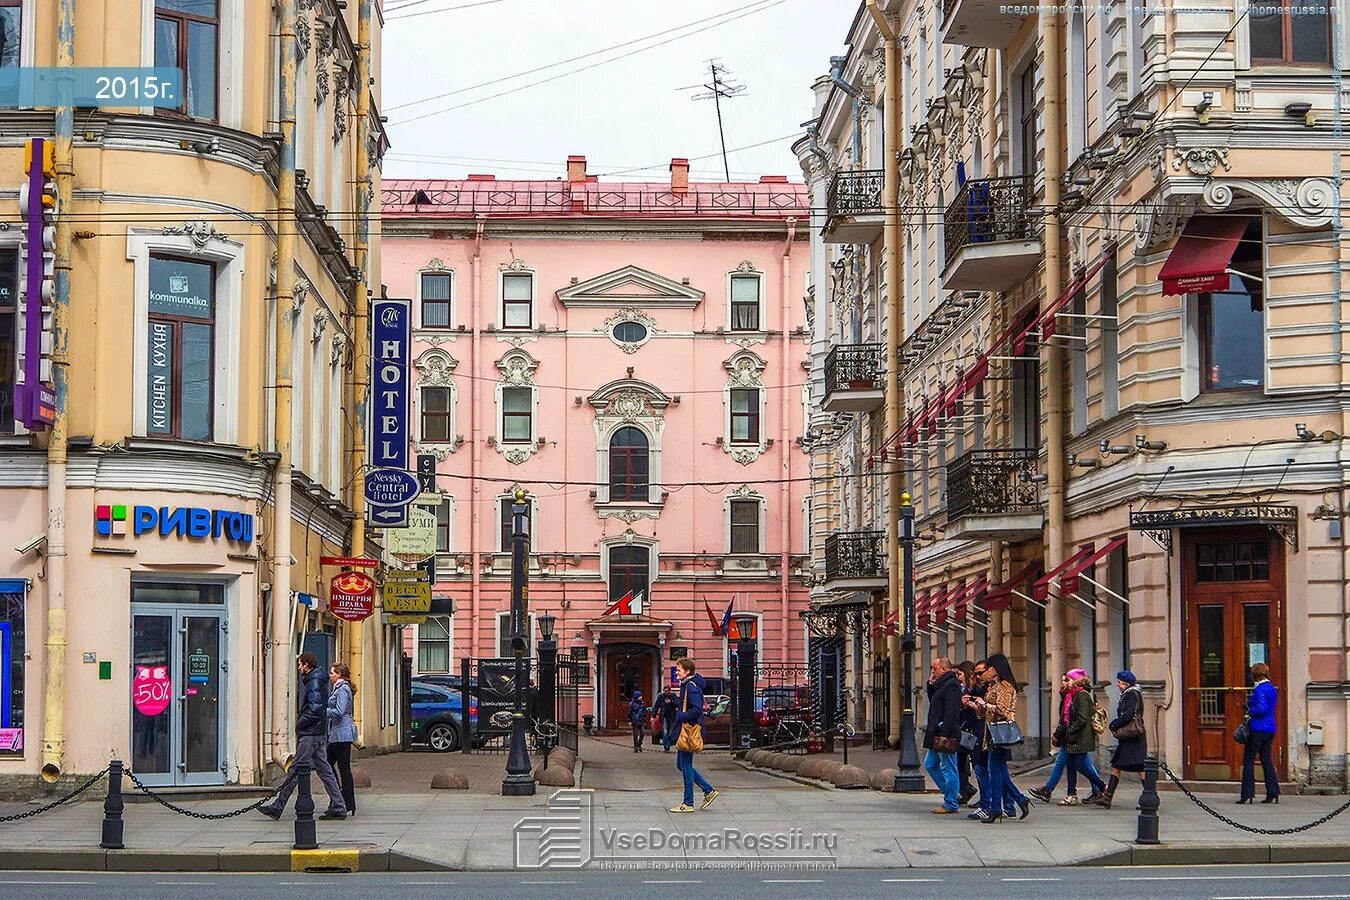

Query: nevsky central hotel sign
96;503;256;545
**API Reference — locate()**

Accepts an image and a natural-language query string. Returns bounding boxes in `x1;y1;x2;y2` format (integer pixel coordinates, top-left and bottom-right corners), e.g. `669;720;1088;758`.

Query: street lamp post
502;488;537;796
733;613;758;749
537;612;558;770
893;492;924;792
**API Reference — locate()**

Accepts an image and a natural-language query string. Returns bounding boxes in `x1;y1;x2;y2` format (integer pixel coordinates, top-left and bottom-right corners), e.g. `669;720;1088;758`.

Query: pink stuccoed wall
383;161;814;727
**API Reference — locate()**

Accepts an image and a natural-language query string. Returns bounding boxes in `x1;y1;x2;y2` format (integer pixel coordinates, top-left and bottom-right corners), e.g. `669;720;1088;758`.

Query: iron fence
946;448;1041;521
382;186;809;218
726;661;813;752
824;343;884;396
826;169;884;220
555;659;583;753
943;175;1036;269
871;656;891;751
824;531;886;583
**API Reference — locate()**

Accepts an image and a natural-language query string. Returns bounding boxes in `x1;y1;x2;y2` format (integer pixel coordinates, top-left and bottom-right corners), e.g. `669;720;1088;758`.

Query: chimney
670;158;689;194
567;155;587;185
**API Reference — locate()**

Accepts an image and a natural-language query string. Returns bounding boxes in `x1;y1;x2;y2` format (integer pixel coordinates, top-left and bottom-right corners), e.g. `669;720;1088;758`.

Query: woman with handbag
1239;662;1280;805
922;657;963;813
954;662;979;805
972;653;1031;823
670;657;719;813
1030;672;1076;805
1093;670;1146;810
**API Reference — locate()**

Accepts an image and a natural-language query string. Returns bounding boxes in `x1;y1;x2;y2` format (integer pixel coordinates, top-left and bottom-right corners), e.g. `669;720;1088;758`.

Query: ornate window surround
599;532;660;594
589;378;671;519
414;348;461;455
603;307;659;353
494;349;540;464
498;259;537;330
722;350;770;465
724;485;766;555
726;261;766;333
415;260;456;331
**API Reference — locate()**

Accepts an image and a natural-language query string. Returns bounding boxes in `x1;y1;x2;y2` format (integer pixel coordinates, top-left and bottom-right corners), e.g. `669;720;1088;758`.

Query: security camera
15;534;46;556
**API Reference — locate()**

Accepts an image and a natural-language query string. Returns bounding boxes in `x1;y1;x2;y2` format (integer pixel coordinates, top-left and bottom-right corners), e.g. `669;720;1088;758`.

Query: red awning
933;585;951;625
985;561;1040;612
957;577;989;622
1032;545;1097;602
1158;216;1251;296
1056;536;1128;598
916;590;934;629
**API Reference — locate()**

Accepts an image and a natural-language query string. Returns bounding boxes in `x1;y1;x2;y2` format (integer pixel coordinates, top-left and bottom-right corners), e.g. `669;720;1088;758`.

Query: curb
0;847;457;873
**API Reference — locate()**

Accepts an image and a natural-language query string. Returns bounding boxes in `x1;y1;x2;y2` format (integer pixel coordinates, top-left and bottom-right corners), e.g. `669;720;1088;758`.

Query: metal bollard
100;760;125;850
293;760;317;851
1136;754;1161;845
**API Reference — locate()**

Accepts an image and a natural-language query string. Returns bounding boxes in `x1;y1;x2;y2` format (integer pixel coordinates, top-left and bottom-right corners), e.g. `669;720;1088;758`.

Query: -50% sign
133;665;172;716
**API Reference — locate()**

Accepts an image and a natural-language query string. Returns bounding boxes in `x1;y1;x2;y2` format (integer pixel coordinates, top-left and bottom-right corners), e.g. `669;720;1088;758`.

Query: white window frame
292;306;305;466
418;382;457;446
499;268;536;330
5;0;35;71
496;610;537;659
498;383;535;445
414;614;454;675
595;420;661;506
722;610;763;673
725;490;766;555
496;490;538;553
1067;6;1088;161
309;316;325;477
727;269;765;332
128;228;244;445
600;536;659;596
139;0;244;128
417;267;456;330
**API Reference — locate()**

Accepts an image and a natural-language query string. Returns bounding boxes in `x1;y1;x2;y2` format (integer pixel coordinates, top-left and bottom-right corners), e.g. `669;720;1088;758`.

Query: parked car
755;685;811;728
409;680;478;752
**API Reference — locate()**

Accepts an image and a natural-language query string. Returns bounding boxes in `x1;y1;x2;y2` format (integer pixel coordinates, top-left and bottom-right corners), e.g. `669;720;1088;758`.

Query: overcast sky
380;0;847;183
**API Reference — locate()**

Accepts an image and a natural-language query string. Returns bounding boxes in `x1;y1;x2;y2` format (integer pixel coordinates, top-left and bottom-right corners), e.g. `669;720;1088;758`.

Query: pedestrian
1093;670;1146;810
652;685;679;753
259;652;348;821
628;689;647;752
961;660;1015;820
1030;673;1075;805
954;661;978;804
670;657;719;813
922;657;963;814
1239;662;1280;805
971;653;1031;823
326;662;358;817
1063;669;1107;805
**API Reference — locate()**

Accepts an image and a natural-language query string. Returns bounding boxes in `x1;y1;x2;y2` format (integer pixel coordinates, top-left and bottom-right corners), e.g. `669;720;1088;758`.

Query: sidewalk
0;736;1346;872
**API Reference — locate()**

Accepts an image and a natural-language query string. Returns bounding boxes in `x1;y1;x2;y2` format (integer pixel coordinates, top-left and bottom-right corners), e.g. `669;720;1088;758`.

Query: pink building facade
382;158;812;728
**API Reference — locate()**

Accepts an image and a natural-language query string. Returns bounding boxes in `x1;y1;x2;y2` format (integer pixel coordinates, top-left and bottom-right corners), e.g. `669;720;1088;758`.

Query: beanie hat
1116;670;1137;685
1067;668;1089;683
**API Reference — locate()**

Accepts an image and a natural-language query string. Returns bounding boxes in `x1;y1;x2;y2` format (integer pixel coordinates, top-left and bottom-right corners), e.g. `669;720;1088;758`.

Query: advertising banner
329;572;376;622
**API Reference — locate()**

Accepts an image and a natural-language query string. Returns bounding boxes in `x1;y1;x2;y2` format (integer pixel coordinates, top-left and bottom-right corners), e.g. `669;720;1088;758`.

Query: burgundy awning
1158;216;1251;296
985;561;1039;612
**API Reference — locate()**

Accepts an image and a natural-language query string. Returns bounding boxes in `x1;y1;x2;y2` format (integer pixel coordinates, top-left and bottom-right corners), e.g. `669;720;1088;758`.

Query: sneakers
701;790;720;810
1028;787;1053;803
258;805;282;821
670;803;697;813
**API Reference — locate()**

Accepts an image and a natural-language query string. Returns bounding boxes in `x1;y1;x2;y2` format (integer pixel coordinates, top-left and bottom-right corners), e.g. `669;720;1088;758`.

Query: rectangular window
1018;63;1037;176
1101;256;1120;419
607;545;650;601
0;580;25;758
730;275;761;331
501;273;533;329
500;386;532;442
1070;285;1087;434
729;499;759;554
499;497;532;552
0;1;21;69
1201;221;1264;393
421;272;453;329
1196;541;1271;583
1251;1;1329;65
434;500;452;553
730;388;760;444
147;254;215;440
0;248;16;434
155;0;219;120
417;616;451;674
421;386;453;443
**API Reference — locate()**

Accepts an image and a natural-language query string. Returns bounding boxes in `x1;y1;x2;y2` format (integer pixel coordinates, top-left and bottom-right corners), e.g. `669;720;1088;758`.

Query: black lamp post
502;488;536;796
733;613;758;749
537;612;558;769
894;492;924;792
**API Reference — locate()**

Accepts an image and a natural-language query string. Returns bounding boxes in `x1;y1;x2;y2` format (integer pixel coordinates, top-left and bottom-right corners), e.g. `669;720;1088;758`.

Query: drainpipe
270;0;299;769
1040;13;1069;685
39;0;76;783
347;0;374;744
780;219;797;660
828;56;864;164
470;216;485;658
866;0;903;746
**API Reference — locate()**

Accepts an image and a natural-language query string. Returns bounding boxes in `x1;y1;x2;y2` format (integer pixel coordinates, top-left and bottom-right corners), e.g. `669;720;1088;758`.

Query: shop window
147;254;215;441
1251;1;1330;66
729;274;762;331
730;388;760;444
608;426;649;502
501;272;533;329
1201;221;1264;393
154;0;219;120
417;616;452;674
607;545;650;601
0;248;16;434
0;580;25;758
420;271;453;329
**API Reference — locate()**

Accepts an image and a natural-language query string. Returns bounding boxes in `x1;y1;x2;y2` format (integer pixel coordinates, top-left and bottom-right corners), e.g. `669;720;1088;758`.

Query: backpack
1091;704;1109;734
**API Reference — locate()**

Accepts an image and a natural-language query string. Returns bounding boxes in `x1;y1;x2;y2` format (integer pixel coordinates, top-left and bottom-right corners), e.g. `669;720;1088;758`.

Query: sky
380;0;849;184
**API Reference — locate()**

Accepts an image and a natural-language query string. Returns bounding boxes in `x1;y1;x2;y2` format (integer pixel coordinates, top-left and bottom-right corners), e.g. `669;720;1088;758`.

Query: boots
1094;774;1119;810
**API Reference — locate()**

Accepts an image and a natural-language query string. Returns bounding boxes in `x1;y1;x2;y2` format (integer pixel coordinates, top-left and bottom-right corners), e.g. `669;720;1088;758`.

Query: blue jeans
676;749;713;806
660;718;676;751
1043;747;1070;792
987;747;1026;817
1069;752;1106;794
974;759;1017;815
924;749;960;810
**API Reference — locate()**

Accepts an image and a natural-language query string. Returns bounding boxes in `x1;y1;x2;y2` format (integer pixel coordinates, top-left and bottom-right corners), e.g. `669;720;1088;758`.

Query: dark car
409;681;478;752
755;684;811;728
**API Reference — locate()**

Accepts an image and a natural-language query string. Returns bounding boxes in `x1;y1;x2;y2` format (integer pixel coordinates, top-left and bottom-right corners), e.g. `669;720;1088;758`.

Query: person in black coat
652;687;679;753
1093;670;1146;810
955;661;978;803
922;658;963;814
627;690;647;752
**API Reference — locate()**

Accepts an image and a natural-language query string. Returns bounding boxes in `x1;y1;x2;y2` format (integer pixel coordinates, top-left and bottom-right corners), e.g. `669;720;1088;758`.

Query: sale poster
133;665;172;717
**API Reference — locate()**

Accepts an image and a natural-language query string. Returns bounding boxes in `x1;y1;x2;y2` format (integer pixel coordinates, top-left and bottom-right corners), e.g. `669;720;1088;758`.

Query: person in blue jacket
1240;662;1280;804
671;657;719;813
627;690;648;753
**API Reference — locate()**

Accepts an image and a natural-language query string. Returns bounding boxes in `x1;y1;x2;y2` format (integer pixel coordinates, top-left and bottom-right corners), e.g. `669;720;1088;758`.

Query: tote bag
675;684;704;753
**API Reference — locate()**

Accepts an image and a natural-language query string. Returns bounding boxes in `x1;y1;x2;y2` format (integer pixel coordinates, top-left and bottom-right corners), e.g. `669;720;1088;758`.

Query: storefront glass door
131;582;226;786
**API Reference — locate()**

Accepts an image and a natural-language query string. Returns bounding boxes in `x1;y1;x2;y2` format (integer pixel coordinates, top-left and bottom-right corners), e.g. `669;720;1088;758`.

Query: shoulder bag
1233;716;1251;746
1112;713;1146;741
987;720;1024;747
959;730;978;752
675;685;704;753
1091;704;1109;734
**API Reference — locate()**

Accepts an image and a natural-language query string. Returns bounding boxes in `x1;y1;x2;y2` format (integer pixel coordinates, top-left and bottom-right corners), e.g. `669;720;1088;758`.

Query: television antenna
679;60;747;181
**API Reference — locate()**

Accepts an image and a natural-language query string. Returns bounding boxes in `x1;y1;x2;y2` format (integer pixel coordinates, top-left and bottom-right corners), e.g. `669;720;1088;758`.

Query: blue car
410;680;478;752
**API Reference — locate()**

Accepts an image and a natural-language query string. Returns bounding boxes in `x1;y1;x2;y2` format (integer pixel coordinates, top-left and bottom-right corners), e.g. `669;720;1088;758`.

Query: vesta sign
371;300;410;471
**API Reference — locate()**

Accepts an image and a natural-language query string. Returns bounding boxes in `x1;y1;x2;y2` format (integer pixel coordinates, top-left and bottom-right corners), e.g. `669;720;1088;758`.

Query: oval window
613;321;648;344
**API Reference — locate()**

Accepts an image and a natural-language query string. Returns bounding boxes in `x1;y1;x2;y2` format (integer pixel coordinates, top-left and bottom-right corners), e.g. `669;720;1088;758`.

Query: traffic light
15;137;56;428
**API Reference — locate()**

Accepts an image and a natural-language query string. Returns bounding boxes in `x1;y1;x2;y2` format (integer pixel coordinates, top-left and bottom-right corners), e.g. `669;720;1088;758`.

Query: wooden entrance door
1182;528;1286;781
605;647;654;730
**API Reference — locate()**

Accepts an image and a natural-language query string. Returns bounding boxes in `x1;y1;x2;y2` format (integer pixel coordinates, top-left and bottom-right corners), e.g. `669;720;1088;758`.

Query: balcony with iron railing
822;343;885;414
824;169;884;245
823;531;887;593
944;448;1044;542
941;175;1041;292
941;0;1030;48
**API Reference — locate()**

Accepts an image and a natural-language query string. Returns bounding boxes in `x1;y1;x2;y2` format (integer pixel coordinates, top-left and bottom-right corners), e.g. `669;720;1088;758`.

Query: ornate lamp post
502;488;536;796
894;492;924;792
733;613;758;749
537;612;558;769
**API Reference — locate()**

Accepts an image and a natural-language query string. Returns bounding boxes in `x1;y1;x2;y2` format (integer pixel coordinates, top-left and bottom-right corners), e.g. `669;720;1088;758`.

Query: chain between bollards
293;759;317;851
1136;754;1161;845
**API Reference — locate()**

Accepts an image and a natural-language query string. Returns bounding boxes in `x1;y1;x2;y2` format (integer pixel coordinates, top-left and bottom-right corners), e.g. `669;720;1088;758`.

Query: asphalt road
6;863;1350;899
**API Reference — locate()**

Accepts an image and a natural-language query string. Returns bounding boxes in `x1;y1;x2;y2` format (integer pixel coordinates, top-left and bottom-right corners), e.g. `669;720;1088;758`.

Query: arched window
608;427;649;502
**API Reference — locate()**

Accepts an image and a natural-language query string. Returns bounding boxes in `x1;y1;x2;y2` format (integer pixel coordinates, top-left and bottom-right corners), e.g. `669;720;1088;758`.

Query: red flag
603;590;634;616
703;598;722;635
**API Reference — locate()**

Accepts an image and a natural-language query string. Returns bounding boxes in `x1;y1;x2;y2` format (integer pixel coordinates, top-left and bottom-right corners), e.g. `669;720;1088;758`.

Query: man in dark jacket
922;657;963;814
627;690;647;752
652;687;679;753
259;652;348;820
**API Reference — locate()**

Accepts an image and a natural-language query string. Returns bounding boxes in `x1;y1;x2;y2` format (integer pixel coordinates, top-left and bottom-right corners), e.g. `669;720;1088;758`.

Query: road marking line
7;882;96;886
644;880;701;884
764;879;823;883
1211;895;1350;900
155;882;216;886
1003;877;1060;882
1126;874;1346;881
882;878;943;882
520;881;579;884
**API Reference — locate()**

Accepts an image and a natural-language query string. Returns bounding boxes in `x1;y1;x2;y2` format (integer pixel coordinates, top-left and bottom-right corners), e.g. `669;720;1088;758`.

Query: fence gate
457;656;580;754
728;661;813;752
871;656;890;750
555;658;584;753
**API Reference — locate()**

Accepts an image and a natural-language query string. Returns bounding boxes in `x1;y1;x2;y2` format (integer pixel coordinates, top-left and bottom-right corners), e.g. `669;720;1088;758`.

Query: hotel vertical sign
369;299;411;528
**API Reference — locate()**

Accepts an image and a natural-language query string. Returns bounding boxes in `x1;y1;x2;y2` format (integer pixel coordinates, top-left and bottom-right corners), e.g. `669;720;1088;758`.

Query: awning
985;561;1040;611
952;577;988;623
1059;536;1128;598
933;585;951;626
1032;545;1097;602
1158;215;1251;296
915;591;931;629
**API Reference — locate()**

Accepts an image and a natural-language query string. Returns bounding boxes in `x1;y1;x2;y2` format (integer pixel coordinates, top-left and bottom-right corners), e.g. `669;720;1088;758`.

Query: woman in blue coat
1240;662;1280;804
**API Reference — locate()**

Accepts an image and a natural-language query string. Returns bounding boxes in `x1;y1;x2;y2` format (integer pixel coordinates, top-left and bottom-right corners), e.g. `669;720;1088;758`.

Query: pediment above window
588;378;672;419
557;265;705;309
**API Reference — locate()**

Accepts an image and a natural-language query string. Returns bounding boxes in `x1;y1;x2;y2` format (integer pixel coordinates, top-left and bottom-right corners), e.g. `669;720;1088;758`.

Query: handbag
1112;714;1146;741
931;734;959;753
987;720;1024;747
675;684;704;753
1233;716;1251;745
1092;705;1109;735
959;730;978;752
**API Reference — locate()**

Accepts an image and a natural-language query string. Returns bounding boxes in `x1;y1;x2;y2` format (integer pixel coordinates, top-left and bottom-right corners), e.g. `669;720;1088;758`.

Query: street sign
389;504;436;558
364;467;421;508
330;571;376;622
320;555;379;569
416;453;438;492
371;299;411;471
367;505;408;528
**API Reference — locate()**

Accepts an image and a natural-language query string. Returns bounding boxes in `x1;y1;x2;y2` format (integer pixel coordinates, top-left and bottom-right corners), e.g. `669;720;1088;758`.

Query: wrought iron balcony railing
946;448;1041;521
824;531;886;583
942;0;959;26
824;343;884;395
827;170;884;220
943;176;1036;269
